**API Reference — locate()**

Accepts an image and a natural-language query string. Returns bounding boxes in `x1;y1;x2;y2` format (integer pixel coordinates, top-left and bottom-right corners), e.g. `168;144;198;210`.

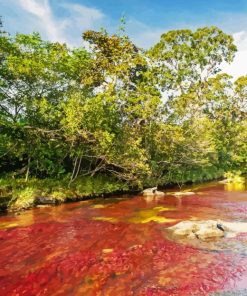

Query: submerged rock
155;191;165;197
128;206;176;224
172;191;195;196
102;248;113;254
168;220;247;242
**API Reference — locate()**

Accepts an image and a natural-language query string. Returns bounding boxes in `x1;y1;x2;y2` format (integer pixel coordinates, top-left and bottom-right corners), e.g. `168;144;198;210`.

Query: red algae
0;182;247;295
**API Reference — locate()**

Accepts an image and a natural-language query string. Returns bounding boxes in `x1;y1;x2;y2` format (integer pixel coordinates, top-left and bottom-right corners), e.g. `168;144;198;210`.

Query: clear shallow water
0;181;247;295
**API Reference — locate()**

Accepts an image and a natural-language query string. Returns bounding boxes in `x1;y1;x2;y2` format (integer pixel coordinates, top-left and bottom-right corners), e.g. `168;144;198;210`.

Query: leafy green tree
0;30;91;178
0;21;246;189
148;27;237;119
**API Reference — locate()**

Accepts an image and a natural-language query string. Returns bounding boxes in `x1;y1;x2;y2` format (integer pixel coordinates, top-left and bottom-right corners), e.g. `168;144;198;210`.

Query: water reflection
143;194;164;204
225;181;246;192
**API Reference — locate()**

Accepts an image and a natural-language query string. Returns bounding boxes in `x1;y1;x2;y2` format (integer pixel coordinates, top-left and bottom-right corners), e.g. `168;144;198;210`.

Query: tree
148;27;237;120
0;31;92;178
0;23;246;187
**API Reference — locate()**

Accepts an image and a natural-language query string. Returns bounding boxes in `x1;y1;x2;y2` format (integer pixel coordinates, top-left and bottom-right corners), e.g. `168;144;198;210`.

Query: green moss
49;190;67;202
10;187;37;210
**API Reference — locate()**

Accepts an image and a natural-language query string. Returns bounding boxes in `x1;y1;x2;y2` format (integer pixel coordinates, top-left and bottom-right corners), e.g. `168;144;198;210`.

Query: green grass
0;174;130;212
1;168;245;212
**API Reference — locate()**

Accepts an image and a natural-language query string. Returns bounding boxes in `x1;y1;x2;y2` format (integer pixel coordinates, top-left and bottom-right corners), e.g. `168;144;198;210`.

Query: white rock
218;179;228;184
143;187;157;196
168;220;247;241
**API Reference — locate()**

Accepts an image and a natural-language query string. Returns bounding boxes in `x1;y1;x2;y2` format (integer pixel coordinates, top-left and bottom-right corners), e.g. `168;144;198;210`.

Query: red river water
0;181;247;296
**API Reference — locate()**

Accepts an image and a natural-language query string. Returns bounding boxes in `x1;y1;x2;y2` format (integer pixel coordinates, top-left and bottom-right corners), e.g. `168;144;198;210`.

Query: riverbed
0;181;247;295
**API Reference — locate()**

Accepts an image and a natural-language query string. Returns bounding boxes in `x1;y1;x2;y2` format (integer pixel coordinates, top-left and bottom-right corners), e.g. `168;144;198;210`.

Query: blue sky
1;0;247;77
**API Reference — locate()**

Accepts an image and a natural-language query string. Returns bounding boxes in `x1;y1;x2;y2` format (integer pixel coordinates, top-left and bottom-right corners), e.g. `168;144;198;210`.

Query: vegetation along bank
0;18;246;211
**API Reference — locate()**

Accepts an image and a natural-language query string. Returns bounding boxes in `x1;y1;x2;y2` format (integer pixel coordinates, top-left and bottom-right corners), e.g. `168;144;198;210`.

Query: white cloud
19;0;67;42
61;3;104;29
59;2;105;46
233;31;247;51
1;0;105;46
222;31;247;79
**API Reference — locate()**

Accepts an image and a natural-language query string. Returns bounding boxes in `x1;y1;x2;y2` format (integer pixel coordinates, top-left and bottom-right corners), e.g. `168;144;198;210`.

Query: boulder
168;221;200;236
36;196;56;205
143;187;157;195
143;187;165;197
168;220;247;242
195;224;224;241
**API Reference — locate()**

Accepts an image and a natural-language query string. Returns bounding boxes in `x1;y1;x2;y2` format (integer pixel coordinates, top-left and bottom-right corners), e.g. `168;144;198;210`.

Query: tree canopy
0;21;246;187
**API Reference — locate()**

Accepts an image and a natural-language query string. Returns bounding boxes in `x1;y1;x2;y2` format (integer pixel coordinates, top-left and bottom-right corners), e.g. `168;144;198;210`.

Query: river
0;180;247;295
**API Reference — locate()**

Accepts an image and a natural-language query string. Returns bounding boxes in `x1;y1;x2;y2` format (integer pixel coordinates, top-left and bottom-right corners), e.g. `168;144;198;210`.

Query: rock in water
218;179;228;184
173;191;195;196
155;191;165;197
195;223;224;241
36;196;56;205
143;187;165;197
143;187;157;195
168;220;247;242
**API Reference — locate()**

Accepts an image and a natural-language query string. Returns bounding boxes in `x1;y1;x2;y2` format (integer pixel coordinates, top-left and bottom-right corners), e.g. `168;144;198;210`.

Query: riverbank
0;175;131;212
1;170;245;213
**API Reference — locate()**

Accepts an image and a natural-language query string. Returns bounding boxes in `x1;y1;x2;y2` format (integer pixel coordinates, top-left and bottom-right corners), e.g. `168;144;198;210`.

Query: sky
1;0;247;78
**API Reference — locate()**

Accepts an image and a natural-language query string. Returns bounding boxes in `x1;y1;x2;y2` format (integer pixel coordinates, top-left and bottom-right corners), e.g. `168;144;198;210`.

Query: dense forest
0;18;246;209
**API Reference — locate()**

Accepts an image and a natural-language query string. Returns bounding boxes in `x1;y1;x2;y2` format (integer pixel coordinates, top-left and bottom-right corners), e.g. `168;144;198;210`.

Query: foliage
0;174;129;211
224;171;245;184
0;19;246;209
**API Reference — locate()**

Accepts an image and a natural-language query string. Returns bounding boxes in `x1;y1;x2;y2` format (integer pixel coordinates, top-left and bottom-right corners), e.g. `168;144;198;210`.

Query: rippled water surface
0;181;247;295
